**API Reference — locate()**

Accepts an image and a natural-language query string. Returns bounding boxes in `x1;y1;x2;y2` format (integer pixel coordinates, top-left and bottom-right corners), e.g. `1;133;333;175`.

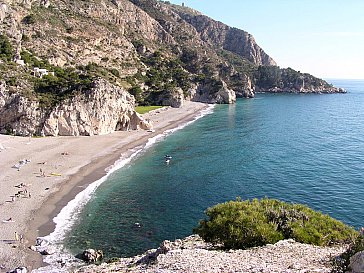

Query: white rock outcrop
215;80;236;104
0;79;152;136
191;80;236;104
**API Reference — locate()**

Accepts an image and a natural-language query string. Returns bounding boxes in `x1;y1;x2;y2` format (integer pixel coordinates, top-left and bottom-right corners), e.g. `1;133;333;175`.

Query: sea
36;79;364;271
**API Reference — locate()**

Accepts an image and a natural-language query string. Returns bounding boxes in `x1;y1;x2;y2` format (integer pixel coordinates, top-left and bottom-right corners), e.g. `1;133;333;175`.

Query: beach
0;101;209;272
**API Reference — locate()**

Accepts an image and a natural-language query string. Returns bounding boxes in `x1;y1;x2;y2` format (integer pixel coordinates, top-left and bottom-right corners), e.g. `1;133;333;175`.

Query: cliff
255;66;346;94
170;6;276;66
0;78;152;136
0;0;344;136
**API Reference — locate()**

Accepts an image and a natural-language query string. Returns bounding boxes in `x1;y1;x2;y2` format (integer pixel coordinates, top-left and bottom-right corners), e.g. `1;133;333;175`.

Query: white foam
33;104;215;272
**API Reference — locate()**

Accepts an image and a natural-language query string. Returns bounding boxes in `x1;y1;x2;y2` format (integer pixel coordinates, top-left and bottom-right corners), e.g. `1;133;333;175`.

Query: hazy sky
169;0;364;80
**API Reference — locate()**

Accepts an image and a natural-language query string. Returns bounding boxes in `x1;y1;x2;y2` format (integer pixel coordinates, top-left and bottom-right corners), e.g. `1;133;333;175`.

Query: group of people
11;183;31;201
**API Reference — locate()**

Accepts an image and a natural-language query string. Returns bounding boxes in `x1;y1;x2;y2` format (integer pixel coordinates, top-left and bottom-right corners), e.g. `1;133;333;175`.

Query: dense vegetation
194;198;358;249
254;66;332;90
127;50;191;105
0;34;13;62
19;51;96;108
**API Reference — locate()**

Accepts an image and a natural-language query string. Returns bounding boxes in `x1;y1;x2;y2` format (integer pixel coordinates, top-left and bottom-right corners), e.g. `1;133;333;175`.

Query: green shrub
194;198;358;249
106;257;120;263
129;86;144;103
109;68;119;77
22;14;36;25
0;34;13;61
34;67;93;108
6;77;17;86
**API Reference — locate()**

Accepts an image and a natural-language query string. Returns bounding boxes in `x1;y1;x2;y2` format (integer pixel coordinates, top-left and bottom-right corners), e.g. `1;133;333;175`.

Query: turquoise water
65;79;364;258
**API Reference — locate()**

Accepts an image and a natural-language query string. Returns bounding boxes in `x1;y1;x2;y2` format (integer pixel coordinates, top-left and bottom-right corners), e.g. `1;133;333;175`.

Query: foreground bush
194;198;358;249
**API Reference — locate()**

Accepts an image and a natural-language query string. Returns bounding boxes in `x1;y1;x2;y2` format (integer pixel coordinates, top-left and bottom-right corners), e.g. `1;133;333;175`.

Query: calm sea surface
65;79;364;258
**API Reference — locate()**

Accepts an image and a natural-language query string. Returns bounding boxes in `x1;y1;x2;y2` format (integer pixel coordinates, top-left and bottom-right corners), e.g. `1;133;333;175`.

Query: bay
65;79;364;258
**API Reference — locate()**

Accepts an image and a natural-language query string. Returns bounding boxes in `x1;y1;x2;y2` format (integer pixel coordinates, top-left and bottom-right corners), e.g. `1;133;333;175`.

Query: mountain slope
0;0;344;136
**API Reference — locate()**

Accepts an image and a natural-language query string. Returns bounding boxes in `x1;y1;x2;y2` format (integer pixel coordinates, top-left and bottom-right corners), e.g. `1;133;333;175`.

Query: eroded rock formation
0;79;152;136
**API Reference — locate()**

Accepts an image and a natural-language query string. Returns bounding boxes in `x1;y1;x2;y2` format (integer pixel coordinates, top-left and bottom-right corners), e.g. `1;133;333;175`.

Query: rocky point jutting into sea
1;0;360;272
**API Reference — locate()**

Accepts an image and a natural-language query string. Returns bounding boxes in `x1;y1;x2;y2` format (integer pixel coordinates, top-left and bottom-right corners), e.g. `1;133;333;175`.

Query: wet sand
0;101;209;272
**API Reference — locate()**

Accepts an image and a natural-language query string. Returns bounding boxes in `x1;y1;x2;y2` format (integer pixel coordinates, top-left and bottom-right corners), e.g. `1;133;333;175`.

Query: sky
168;0;364;80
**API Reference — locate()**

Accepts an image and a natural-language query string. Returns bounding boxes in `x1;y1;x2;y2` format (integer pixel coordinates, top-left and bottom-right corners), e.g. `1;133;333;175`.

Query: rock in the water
35;237;48;247
80;249;104;263
349;250;364;273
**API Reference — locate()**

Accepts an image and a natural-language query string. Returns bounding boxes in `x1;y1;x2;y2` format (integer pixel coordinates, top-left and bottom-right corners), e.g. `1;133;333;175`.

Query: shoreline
0;101;210;272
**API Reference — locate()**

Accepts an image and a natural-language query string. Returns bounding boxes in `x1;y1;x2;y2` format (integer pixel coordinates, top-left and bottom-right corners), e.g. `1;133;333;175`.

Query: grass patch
135;105;163;114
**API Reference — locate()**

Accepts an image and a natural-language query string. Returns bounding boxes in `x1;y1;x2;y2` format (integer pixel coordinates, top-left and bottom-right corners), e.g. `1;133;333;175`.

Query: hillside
0;0;345;136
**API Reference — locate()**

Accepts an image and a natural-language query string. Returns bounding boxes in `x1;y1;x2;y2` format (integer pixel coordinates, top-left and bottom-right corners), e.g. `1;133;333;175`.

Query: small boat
164;155;172;160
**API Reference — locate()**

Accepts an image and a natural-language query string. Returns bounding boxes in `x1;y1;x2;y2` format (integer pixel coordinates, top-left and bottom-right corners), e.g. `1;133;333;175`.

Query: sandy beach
0;101;209;272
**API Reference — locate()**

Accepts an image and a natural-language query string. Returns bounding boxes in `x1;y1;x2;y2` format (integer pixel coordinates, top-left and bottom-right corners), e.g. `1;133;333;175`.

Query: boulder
215;80;236;104
349;251;364;273
160;87;184;108
137;240;172;264
192;80;236;104
129;112;153;130
80;249;104;263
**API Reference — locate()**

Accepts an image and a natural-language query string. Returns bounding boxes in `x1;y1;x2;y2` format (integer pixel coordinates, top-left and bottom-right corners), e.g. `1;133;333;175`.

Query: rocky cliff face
189;79;236;104
0;79;152;136
0;0;345;135
172;10;276;66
